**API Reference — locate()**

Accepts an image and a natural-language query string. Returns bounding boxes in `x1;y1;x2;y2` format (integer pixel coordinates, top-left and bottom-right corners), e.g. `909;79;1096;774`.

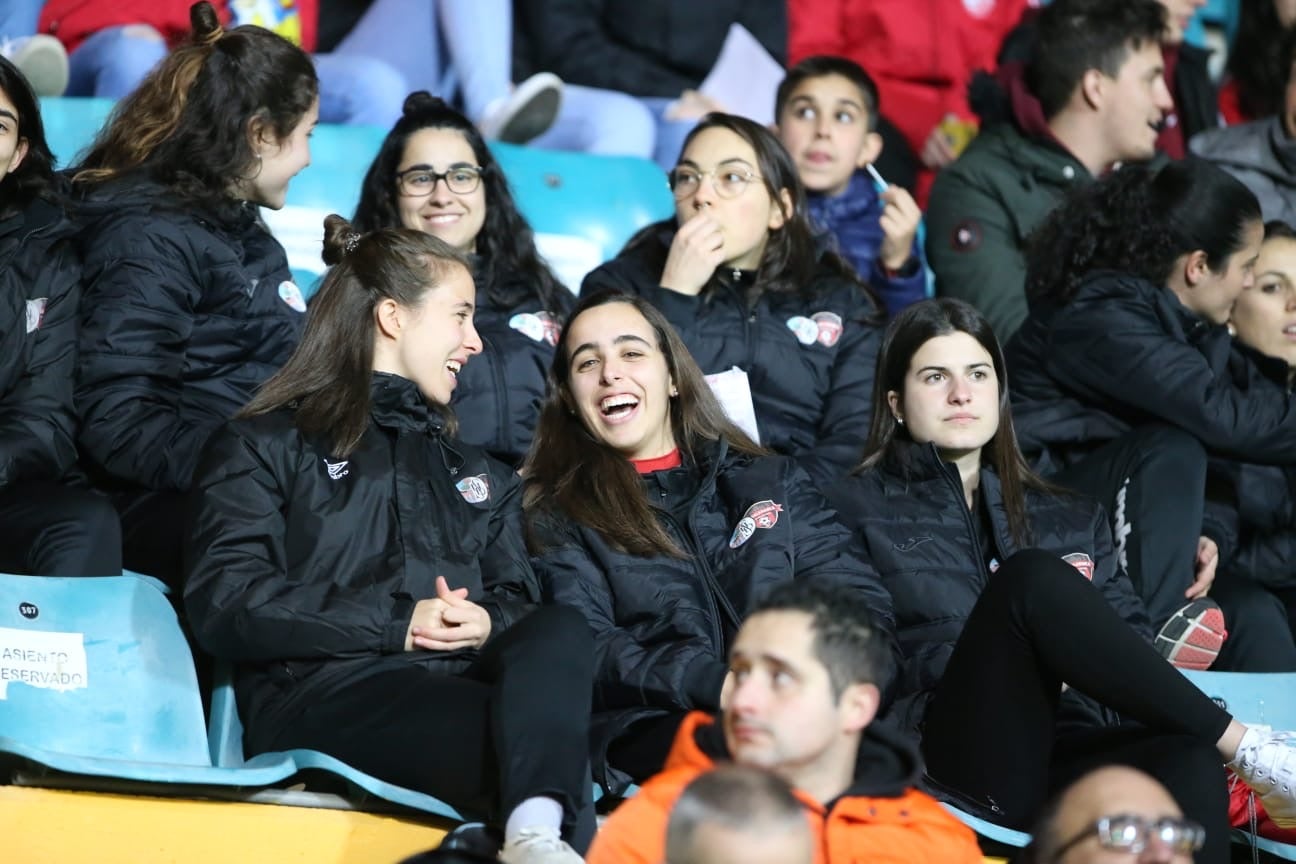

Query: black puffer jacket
452;275;573;467
826;441;1151;740
0;196;80;486
1203;344;1296;589
582;226;884;489
75;182;305;496
529;437;894;793
1007;271;1296;472
513;0;786;99
184;373;539;753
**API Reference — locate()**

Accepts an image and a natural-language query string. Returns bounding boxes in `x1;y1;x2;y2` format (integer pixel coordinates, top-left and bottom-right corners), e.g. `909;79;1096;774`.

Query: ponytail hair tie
344;232;362;254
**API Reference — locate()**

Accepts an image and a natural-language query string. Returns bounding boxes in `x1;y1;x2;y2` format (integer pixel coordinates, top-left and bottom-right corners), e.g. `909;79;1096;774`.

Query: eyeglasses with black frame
667;165;763;201
1051;814;1205;861
396;164;484;197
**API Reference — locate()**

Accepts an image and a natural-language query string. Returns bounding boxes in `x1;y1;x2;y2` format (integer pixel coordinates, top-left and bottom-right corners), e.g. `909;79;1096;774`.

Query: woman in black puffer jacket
828;298;1296;864
353;91;572;468
0;55;119;576
523;290;894;796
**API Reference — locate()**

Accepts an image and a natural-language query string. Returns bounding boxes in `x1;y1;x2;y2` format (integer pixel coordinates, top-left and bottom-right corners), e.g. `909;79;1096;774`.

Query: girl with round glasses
354;91;571;467
581;112;884;490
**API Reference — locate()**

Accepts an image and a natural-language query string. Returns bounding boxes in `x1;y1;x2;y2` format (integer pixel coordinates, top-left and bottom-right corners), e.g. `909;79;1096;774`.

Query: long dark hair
857;298;1052;546
239;214;471;456
353;91;567;313
622;113;878;314
0;55;56;219
523;290;766;556
1026;159;1263;307
72;1;317;215
1227;2;1296;120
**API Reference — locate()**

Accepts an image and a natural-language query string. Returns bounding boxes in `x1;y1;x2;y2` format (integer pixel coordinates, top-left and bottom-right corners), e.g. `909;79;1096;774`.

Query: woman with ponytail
185;215;595;864
1009;159;1296;673
70;1;317;585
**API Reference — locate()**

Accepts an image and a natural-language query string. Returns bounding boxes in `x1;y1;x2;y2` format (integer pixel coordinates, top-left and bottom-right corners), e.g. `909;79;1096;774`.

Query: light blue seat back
38;97;115;169
0;572;294;786
1182;670;1296;729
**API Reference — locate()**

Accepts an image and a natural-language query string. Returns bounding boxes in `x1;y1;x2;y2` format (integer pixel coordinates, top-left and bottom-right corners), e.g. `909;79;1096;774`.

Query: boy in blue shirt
776;56;928;318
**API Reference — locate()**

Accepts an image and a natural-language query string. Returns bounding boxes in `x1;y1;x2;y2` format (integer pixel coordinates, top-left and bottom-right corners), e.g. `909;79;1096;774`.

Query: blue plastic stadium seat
941;803;1032;849
208;660;467;820
38;97;115;168
0;572;295;787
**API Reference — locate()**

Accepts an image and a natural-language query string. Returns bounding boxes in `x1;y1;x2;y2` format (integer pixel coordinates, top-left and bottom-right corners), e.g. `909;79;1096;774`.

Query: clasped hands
404;575;492;652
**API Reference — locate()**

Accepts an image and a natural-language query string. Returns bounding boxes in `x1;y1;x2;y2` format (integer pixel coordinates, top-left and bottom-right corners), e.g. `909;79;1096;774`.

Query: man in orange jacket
587;580;984;864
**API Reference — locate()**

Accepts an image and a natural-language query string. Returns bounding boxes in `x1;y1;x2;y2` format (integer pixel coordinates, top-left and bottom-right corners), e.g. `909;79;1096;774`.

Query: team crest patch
812;311;843;347
455;474;491;504
1063;552;1095;580
508;311;561;346
728;500;784;549
278;280;307;312
323;458;349;479
785;316;819;346
25;298;47;333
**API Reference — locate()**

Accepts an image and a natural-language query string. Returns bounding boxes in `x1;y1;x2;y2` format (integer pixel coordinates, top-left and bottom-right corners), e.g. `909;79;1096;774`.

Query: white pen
865;163;889;190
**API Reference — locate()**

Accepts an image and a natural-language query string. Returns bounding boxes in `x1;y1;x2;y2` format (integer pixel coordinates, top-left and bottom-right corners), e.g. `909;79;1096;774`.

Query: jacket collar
683;710;924;803
369;372;447;435
1268;116;1296;174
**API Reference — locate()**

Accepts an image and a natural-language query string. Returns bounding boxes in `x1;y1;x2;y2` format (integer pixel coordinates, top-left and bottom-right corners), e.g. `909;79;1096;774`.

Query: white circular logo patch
278;281;307;313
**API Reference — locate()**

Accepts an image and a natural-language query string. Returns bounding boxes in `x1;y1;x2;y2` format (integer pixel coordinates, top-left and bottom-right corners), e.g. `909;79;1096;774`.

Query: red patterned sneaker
1153;598;1227;670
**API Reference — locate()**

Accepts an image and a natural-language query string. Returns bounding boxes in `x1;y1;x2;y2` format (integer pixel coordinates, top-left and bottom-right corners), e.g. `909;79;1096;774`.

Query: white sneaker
0;35;69;97
477;72;563;144
497;826;582;864
1229;725;1296;828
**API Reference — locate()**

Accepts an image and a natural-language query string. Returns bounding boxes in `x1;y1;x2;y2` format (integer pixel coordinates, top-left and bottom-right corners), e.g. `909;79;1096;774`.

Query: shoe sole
1155;603;1226;670
490;73;563;144
12;36;68;98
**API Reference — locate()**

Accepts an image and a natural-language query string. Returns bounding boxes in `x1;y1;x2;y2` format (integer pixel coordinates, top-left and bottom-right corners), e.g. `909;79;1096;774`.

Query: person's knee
521;605;594;653
1129;425;1208;472
317;55;408;126
992;549;1089;600
85;25;167;98
573;91;655;158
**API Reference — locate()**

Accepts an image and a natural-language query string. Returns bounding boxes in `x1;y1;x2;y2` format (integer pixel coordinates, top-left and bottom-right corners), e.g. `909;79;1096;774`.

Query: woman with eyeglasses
581;113;884;490
827;297;1296;864
354;91;571;467
522;289;895;796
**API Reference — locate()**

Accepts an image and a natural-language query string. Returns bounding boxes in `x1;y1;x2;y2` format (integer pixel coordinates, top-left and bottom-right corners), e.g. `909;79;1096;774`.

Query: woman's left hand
410;576;493;651
1185;536;1218;599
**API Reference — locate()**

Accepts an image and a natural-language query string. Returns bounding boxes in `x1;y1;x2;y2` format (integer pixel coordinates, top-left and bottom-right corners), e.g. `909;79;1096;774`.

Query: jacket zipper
659;511;727;655
486;334;509;453
937;457;990;588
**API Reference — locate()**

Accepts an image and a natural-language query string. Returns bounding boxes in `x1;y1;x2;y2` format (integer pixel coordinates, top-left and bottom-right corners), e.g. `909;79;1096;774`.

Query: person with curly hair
1009;158;1296;673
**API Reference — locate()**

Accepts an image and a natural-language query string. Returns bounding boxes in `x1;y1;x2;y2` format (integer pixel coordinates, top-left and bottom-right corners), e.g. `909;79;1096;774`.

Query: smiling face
673;126;789;271
1098;40;1173;164
246;97;317;210
776;73;880;198
372;261;482;404
396;127;488;254
889;331;1000;461
1231;234;1296;368
564;301;678;461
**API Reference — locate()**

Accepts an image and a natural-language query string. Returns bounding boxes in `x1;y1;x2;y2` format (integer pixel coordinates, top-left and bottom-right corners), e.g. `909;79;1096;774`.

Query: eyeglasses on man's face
396;164;483;197
1052;814;1205;861
668;165;763;201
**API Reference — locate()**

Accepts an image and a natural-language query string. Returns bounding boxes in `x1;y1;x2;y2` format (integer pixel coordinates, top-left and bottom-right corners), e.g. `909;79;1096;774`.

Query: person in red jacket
587;580;983;864
787;0;1035;206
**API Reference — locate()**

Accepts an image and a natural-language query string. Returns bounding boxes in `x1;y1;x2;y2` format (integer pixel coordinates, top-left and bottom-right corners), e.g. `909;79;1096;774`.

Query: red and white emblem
1062;552;1095;581
509;311;561;346
729;500;784;549
812;311;843;347
455;474;491;504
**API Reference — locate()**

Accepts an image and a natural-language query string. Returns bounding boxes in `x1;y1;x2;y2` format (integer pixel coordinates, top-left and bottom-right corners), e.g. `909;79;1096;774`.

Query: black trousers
115;489;187;589
0;482;121;576
921;551;1234;864
256;605;597;850
1211;574;1296;671
1051;425;1206;630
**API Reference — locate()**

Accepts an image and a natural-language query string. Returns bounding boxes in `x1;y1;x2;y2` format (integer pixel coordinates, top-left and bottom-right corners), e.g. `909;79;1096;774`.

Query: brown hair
239;214;471;456
523;291;765;556
73;1;317;210
857;298;1056;547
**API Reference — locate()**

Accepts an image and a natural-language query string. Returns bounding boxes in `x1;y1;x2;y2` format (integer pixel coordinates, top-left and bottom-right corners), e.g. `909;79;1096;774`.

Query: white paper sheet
698;24;785;126
705;366;761;444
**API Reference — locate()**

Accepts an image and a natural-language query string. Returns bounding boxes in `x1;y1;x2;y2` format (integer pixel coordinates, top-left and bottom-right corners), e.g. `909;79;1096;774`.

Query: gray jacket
1190;117;1296;225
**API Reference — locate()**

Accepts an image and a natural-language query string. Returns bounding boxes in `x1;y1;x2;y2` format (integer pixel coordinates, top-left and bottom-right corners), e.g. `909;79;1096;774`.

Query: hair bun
322;214;361;265
402;90;450;118
189;1;224;46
